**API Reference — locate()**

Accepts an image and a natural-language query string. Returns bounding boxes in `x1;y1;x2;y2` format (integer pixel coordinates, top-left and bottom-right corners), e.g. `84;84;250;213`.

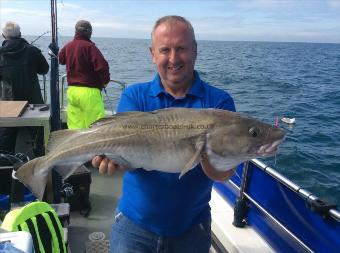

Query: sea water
5;36;340;206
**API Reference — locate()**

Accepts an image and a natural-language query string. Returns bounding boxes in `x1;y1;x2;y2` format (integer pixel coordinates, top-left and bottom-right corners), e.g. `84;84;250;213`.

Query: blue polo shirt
117;71;235;236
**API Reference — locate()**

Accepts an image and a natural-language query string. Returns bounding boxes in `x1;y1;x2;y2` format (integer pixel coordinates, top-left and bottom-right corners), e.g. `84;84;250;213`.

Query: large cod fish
16;108;285;200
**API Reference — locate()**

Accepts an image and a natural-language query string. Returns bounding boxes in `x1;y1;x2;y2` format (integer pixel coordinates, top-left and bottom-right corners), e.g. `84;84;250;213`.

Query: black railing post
49;0;60;131
49;0;62;203
233;161;250;227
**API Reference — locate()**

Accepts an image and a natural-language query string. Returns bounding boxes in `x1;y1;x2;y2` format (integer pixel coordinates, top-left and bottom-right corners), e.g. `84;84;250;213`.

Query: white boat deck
67;167;123;253
210;187;274;253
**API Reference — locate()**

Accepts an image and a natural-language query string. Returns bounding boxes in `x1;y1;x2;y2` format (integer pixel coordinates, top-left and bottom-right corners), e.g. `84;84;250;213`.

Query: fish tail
15;157;48;201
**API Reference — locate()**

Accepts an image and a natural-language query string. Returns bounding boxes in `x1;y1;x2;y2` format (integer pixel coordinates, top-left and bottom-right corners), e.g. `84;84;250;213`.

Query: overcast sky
1;0;340;43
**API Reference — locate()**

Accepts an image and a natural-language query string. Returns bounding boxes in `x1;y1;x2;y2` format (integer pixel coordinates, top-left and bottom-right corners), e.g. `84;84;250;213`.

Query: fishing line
274;115;279;166
234;168;242;181
30;31;50;45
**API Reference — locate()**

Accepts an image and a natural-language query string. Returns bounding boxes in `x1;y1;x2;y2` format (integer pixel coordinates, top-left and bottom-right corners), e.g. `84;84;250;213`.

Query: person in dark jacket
0;21;49;154
59;20;110;129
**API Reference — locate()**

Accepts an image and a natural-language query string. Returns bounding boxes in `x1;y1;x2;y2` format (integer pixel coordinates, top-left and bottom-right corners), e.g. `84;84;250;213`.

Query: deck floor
68;166;123;253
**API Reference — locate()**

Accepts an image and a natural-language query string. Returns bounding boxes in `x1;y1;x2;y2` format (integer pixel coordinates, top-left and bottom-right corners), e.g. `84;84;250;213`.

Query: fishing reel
60;183;74;198
0;150;29;166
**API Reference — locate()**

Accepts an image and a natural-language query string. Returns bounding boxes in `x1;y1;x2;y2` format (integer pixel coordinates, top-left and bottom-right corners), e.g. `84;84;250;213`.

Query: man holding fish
15;15;284;253
92;15;241;253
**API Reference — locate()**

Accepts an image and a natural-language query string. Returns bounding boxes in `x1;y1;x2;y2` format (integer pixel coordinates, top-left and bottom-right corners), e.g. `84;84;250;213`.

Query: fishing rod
30;31;50;45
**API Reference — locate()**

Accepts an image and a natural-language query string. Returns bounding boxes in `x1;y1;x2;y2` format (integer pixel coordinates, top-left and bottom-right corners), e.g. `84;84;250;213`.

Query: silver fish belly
15;108;285;200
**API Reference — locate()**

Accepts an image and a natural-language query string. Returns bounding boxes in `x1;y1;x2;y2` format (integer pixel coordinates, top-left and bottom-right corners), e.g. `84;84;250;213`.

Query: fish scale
15;108;285;200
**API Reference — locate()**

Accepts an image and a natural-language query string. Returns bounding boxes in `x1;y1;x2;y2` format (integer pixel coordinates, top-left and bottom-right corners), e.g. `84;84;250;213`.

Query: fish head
206;114;285;163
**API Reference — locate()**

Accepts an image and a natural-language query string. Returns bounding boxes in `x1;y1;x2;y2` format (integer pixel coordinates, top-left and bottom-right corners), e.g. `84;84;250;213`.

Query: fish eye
249;127;258;137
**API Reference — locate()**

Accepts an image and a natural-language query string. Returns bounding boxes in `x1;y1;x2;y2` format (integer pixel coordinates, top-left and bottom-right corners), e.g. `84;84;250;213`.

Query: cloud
1;0;339;43
0;7;51;35
237;0;296;11
92;21;127;29
327;0;340;9
1;8;49;17
57;2;81;10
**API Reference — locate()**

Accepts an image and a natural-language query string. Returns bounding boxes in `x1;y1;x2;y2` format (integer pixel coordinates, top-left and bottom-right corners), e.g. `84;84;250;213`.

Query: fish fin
179;137;205;179
47;129;80;152
15;158;48;200
90;111;146;128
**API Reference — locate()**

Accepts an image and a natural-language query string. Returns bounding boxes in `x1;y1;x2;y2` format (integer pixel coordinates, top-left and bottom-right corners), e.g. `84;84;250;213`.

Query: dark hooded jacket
0;38;49;103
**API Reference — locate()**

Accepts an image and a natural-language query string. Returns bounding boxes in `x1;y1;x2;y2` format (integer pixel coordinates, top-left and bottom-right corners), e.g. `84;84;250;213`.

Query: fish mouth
256;138;285;157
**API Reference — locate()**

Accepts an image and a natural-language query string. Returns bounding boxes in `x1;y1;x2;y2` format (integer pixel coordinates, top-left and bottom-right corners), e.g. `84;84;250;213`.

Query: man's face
150;22;197;91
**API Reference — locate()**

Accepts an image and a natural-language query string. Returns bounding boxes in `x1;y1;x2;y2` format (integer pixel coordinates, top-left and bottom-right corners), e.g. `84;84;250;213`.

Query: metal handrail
243;189;314;252
42;75;47;102
61;74;67;109
251;159;340;222
226;178;314;252
60;74;126;110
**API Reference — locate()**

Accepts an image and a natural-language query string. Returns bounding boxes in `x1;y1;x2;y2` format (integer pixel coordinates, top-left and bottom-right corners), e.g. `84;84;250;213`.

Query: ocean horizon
2;36;339;207
10;34;340;45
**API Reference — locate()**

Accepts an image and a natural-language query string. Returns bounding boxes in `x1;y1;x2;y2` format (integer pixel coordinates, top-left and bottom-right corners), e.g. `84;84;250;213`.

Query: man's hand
200;152;235;181
91;156;127;176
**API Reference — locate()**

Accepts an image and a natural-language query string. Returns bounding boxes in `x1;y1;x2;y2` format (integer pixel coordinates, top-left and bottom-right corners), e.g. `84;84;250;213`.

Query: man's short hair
75;20;92;35
2;21;21;39
151;15;196;48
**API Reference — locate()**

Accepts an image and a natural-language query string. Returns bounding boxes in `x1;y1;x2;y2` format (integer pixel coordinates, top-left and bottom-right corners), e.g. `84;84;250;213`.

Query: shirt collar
149;71;204;98
74;33;92;43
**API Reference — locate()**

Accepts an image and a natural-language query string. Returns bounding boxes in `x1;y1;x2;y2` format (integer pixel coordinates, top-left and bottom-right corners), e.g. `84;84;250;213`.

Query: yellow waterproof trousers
67;86;105;129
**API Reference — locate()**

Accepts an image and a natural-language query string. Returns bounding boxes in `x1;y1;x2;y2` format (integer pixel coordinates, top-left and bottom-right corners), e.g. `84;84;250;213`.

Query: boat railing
214;159;340;252
42;75;47;103
254;159;340;222
60;74;126;115
233;159;340;223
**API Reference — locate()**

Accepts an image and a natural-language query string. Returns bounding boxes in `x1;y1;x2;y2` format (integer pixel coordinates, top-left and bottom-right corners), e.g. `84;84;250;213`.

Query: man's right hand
91;156;127;176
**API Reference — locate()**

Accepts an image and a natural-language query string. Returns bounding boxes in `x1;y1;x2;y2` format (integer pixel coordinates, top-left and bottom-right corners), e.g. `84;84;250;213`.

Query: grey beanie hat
75;20;92;34
2;21;21;39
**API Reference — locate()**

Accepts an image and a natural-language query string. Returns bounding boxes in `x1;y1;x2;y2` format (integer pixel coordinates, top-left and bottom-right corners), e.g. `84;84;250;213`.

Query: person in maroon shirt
59;20;110;129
